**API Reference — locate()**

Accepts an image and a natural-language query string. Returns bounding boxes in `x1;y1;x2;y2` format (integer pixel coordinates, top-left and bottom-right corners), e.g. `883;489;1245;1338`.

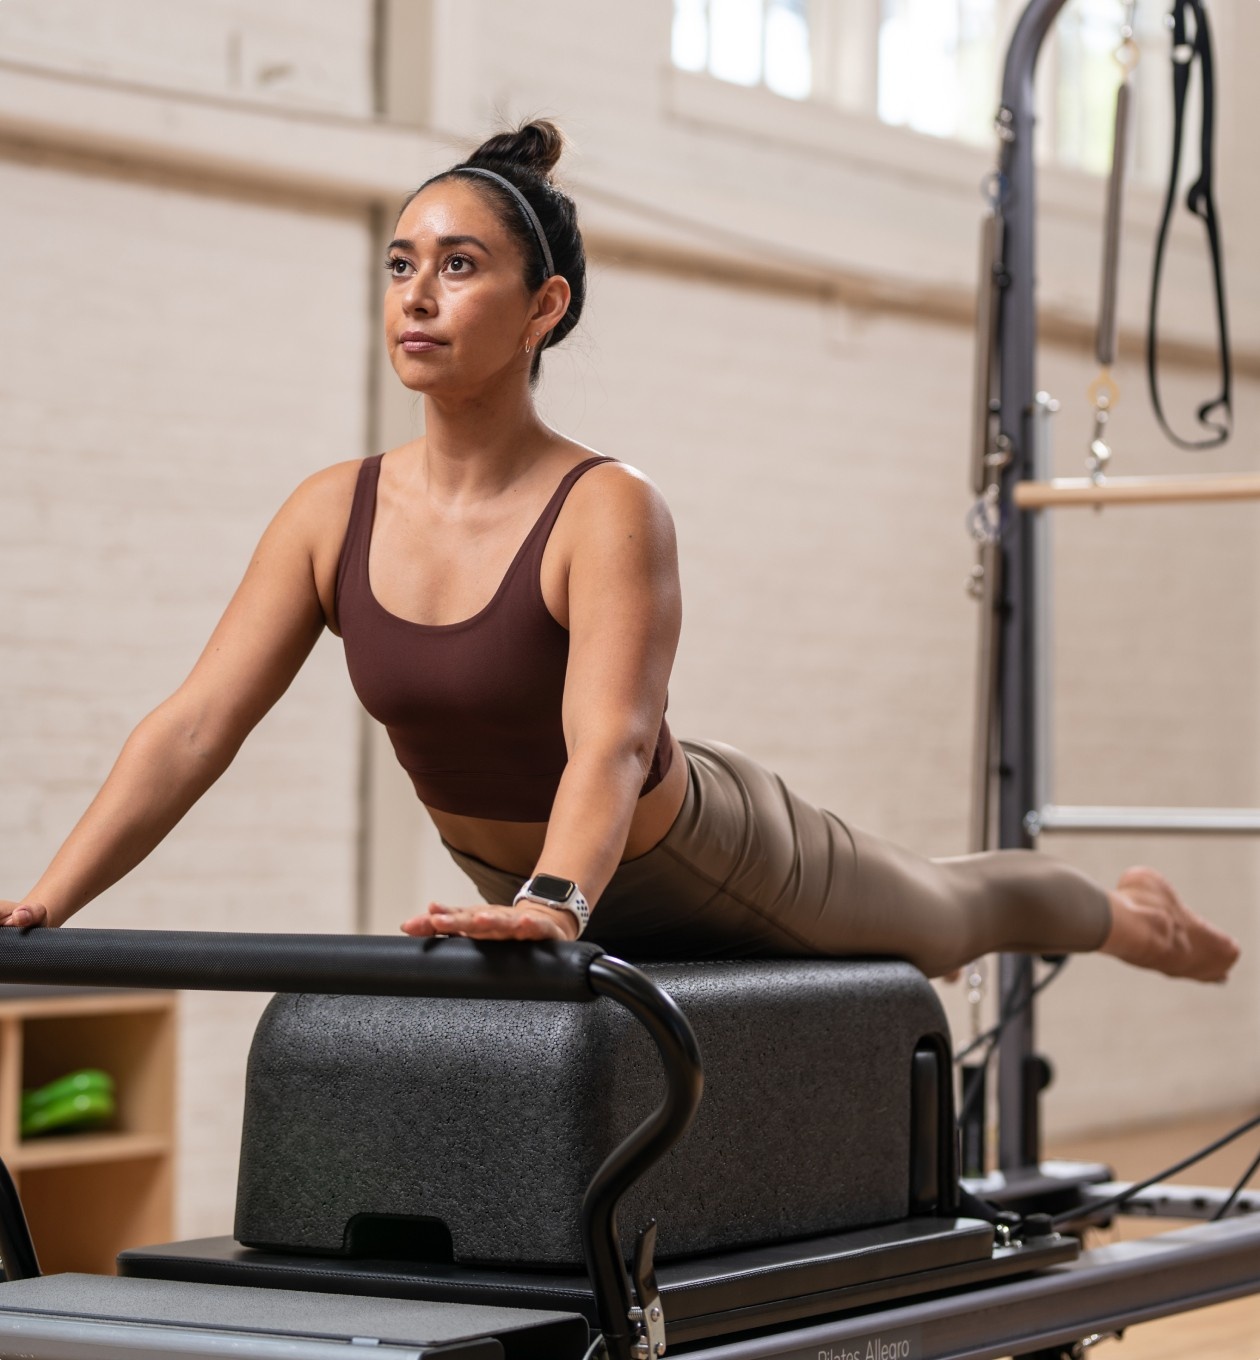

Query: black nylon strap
1147;0;1232;450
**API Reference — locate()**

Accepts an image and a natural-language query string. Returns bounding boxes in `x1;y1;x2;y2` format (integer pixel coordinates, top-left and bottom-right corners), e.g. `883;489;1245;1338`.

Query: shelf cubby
0;987;176;1275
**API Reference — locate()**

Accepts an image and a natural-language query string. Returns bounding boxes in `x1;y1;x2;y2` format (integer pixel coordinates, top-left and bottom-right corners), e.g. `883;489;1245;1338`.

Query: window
671;0;1175;180
672;0;812;100
1049;0;1171;180
876;0;998;142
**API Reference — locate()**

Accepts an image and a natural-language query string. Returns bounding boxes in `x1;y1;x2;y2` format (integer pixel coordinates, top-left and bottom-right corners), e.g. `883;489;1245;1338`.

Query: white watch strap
513;881;590;938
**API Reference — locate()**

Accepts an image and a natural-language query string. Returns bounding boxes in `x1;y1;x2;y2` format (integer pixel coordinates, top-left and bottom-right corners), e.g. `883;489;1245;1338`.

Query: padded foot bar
0;929;604;1001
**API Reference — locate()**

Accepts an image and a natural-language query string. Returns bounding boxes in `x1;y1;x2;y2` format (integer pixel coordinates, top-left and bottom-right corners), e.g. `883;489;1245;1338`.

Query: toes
1116;866;1167;900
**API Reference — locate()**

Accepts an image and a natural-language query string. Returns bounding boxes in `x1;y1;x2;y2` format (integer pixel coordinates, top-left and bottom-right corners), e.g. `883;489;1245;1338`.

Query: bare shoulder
266;458;367;631
264;458;364;564
277;458;364;532
564;457;677;547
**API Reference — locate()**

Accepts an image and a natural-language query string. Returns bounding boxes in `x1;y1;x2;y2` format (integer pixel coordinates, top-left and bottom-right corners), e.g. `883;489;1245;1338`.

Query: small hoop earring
524;337;532;355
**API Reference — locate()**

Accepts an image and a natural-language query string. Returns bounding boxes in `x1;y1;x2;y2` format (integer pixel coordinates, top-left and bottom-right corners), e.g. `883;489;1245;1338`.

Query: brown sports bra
334;453;673;821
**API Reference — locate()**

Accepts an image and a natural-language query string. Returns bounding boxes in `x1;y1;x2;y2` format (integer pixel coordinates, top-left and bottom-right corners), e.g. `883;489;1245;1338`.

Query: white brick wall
0;0;376;115
0;152;372;1235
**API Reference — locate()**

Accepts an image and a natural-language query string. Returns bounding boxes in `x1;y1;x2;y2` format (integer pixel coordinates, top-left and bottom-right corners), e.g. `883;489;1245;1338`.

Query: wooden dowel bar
1014;473;1260;509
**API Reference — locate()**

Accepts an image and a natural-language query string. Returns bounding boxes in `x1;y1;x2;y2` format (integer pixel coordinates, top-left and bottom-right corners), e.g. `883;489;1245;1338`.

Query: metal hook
1086;370;1118;481
1087;415;1112;481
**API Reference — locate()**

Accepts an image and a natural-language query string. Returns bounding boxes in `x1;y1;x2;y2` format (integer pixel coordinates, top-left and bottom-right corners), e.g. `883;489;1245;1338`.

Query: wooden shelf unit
0;987;176;1276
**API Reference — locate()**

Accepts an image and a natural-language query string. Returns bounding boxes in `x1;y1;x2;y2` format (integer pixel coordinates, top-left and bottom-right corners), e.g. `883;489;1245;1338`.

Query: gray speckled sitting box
234;958;949;1267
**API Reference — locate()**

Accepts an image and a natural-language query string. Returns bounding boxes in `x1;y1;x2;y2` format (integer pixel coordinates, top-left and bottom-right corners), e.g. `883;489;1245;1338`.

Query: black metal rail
686;1213;1260;1360
993;0;1073;1172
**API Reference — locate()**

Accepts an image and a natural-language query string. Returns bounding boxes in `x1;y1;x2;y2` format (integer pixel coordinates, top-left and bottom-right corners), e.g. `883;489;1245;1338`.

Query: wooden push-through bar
1013;473;1260;510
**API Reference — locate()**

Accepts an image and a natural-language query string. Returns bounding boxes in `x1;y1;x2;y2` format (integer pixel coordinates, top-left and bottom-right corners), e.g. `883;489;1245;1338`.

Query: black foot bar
0;930;704;1360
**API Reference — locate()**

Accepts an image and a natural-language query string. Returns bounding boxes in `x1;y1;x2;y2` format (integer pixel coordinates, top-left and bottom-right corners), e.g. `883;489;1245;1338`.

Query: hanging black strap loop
1147;0;1232;450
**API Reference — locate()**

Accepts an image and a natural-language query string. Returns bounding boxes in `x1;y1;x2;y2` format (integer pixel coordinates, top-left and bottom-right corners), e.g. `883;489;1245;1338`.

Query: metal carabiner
1115;0;1140;72
966;484;1002;549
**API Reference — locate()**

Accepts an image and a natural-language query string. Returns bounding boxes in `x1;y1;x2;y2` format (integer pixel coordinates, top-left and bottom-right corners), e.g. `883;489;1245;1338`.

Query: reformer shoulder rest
231;959;954;1265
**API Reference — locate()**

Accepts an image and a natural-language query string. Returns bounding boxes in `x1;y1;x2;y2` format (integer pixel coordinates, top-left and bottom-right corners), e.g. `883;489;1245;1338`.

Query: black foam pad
235;959;948;1267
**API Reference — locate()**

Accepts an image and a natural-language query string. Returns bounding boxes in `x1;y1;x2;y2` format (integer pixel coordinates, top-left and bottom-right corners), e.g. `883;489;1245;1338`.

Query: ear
530;274;572;341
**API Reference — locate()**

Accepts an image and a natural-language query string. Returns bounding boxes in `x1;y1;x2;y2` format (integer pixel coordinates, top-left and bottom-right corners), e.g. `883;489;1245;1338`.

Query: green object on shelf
21;1069;117;1138
22;1068;114;1114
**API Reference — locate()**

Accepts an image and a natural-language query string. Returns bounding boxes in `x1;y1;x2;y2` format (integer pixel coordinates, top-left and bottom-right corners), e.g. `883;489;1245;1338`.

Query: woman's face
384;178;552;397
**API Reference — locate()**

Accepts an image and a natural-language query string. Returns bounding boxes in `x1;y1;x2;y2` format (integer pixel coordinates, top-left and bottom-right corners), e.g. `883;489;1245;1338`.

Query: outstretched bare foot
1101;866;1240;982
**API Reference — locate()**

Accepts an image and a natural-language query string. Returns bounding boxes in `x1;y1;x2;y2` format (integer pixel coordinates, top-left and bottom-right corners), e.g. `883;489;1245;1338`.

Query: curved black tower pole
994;0;1071;1172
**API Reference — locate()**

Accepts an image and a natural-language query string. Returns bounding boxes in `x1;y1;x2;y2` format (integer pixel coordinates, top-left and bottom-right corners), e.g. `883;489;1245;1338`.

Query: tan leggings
443;738;1112;977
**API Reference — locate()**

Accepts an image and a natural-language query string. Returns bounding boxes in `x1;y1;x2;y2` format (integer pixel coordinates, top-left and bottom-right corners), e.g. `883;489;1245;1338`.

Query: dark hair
402;119;586;385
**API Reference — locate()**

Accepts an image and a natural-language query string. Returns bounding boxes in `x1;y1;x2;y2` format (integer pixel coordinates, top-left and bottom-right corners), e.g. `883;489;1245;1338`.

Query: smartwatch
513;874;591;939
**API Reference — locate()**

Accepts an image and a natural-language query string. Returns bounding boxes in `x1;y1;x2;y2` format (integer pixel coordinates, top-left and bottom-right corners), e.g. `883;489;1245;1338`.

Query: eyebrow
387;234;493;255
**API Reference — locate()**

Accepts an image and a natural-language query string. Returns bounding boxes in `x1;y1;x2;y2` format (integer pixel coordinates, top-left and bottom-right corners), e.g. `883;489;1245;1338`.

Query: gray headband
457;166;556;278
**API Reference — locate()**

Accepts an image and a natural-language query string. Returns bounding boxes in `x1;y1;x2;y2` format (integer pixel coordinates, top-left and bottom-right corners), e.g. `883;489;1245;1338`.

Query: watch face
529;874;575;901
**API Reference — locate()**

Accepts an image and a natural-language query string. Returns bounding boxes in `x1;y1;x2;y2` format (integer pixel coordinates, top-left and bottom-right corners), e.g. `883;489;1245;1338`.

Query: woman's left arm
533;465;682;913
414;465;681;942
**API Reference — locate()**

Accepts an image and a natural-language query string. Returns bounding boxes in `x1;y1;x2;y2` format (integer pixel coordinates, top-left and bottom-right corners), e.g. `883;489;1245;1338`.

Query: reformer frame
983;0;1258;1174
0;929;1259;1360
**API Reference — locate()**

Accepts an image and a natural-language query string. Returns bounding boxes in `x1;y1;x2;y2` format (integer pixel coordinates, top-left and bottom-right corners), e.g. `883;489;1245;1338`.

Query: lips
399;330;445;353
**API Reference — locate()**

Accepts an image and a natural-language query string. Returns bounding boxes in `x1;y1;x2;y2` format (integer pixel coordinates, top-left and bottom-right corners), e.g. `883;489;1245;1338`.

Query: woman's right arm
1;464;356;928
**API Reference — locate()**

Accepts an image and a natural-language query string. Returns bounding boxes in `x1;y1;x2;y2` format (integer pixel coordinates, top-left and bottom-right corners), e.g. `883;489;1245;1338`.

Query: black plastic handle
0;929;605;1002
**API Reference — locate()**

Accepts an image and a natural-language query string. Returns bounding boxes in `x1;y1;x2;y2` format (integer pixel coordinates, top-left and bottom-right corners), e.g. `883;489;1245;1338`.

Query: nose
399;264;437;315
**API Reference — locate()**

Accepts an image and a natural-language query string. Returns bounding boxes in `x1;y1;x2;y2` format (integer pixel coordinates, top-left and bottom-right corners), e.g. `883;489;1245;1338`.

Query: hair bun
467;119;565;180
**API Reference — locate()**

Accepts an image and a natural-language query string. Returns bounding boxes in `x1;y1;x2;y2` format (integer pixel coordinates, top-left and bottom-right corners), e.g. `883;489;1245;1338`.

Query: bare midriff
427;733;689;877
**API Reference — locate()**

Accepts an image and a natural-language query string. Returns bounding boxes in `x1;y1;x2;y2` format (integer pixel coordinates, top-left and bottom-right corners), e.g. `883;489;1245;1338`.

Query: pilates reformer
0;928;1259;1360
2;2;1259;1359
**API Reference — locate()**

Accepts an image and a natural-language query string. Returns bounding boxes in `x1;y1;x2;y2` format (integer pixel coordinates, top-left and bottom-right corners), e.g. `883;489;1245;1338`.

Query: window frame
670;0;1183;193
663;60;1175;237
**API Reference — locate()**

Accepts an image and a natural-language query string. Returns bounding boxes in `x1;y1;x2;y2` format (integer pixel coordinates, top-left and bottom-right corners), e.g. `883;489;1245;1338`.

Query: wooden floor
1044;1109;1260;1359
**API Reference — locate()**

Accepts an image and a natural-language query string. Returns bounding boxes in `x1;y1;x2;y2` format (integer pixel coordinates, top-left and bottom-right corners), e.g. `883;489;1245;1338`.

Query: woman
0;121;1239;983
